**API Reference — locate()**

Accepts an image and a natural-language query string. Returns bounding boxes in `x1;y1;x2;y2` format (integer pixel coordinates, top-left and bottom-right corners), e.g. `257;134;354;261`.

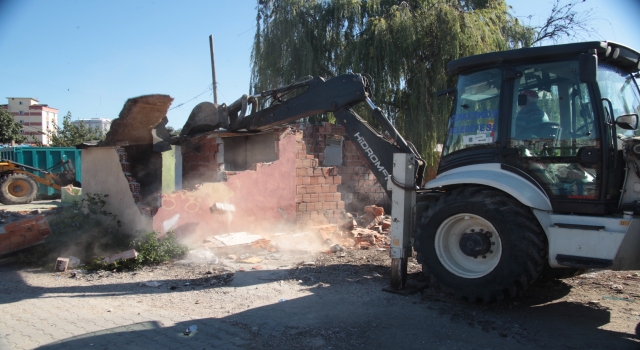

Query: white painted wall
81;147;152;233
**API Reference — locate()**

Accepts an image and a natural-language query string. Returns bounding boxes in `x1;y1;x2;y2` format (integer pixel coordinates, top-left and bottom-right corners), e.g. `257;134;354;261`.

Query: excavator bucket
179;101;226;137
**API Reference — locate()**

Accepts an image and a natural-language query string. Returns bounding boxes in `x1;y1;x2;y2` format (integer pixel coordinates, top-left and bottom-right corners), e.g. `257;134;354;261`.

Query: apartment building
1;97;58;145
71;118;111;133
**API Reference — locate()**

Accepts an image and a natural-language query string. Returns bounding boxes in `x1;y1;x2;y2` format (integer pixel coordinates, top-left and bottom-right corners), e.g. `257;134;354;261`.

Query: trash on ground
142;281;163;287
102;249;138;265
184;325;197;336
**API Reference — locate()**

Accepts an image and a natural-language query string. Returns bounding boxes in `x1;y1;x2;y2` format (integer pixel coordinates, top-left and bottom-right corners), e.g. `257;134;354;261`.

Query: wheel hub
459;230;492;257
8;180;29;197
434;213;503;279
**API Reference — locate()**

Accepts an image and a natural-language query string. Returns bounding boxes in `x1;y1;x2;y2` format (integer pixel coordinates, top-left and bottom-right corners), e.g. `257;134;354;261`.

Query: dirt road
1;248;639;349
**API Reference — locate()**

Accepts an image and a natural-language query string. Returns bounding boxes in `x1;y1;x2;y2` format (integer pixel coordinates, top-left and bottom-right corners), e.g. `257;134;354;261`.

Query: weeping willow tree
251;0;534;164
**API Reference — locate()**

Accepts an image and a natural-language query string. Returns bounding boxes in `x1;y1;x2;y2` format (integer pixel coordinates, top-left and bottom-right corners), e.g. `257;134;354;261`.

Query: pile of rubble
0;211;52;256
198;204;391;260
48;204;392;272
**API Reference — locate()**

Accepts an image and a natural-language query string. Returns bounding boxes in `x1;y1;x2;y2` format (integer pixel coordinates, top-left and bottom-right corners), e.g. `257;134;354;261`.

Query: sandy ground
2;245;640;349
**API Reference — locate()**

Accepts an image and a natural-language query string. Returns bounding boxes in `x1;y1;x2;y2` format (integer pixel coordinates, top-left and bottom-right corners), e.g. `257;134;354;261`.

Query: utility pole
209;35;218;105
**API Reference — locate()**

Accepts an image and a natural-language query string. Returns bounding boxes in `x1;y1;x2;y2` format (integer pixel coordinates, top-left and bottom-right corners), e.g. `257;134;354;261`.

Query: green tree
251;0;593;165
48;112;105;147
252;0;532;164
0;108;27;144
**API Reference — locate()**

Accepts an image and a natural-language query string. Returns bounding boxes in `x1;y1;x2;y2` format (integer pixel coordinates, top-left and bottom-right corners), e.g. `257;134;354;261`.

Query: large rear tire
0;173;38;205
415;186;546;302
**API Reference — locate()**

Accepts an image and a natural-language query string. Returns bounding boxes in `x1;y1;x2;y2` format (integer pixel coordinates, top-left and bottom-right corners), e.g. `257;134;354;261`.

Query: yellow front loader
0;159;77;205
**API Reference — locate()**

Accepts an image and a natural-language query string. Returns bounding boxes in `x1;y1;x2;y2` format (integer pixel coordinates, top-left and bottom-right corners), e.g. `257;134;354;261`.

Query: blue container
0;147;82;198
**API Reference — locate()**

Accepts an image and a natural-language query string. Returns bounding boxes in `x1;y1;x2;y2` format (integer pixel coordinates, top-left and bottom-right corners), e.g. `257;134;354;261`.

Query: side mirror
579;52;598;83
616;113;639;130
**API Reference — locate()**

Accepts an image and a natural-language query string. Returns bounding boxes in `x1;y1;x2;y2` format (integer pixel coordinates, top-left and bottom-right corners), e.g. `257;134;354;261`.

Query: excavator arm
183;73;425;195
181;73;425;290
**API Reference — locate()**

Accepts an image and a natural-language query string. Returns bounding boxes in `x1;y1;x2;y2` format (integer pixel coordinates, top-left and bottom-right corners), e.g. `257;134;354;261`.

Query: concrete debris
55;257;69;272
206;232;264;247
610;284;624;291
203;232;274;255
330;244;345;253
102;249;138;265
210;202;236;213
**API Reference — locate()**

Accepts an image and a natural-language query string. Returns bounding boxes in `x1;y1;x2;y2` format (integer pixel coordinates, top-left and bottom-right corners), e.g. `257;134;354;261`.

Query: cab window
507;60;601;200
442;68;501;156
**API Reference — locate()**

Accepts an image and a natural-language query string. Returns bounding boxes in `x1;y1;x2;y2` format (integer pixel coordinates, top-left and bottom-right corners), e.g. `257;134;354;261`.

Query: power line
168;84;213;111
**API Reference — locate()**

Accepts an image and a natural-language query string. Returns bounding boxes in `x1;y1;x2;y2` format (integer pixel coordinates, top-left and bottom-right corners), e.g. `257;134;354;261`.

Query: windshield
597;63;640;135
442;68;501;156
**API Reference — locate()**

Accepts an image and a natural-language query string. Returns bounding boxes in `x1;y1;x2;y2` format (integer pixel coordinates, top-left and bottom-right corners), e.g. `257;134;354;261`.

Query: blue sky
0;0;639;129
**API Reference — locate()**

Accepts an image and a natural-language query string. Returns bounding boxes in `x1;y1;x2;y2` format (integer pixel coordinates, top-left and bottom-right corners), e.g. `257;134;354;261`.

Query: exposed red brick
364;205;385;217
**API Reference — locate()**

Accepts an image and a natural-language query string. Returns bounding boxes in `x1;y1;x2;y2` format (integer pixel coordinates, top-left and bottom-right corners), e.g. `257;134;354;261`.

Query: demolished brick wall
296;122;389;212
153;129;297;239
181;136;224;189
293;129;345;228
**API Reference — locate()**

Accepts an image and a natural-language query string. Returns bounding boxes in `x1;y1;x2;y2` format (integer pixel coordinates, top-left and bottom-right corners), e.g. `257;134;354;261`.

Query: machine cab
440;42;640;215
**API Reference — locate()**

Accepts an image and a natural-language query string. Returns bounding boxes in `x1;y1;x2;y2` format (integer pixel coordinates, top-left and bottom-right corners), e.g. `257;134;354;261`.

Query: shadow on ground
1;263;638;349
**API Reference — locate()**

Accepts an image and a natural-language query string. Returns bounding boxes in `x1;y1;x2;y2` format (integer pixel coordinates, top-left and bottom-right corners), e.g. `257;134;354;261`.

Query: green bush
86;231;188;271
19;193;129;265
134;231;188;265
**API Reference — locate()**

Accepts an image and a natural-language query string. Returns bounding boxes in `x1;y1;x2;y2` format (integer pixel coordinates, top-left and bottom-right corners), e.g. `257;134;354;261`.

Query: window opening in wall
19;111;23;115
224;133;278;171
18;101;22;105
324;135;343;166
